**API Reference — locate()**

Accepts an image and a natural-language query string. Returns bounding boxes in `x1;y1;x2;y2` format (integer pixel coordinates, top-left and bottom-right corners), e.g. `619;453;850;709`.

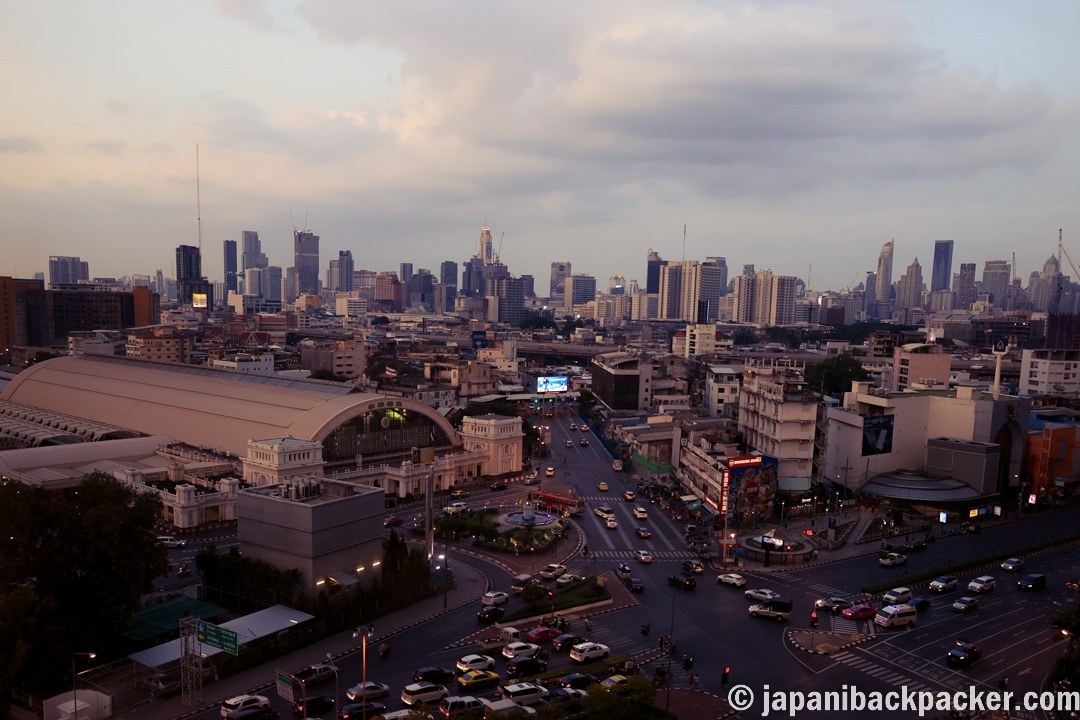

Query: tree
803;353;870;395
0;474;168;695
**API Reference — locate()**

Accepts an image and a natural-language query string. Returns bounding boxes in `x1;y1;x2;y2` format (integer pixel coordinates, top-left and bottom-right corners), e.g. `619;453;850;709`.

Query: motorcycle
378;643;391;659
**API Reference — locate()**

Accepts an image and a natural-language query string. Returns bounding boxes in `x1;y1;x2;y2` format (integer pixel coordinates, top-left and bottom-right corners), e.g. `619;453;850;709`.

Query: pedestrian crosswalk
831;650;938;693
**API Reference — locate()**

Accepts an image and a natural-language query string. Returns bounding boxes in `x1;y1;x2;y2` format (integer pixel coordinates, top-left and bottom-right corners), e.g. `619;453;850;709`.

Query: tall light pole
72;652;96;720
326;652;338;720
353;626;373;720
664;588;676;713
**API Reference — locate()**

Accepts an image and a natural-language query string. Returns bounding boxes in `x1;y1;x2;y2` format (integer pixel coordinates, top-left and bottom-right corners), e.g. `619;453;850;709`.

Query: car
438;696;487;718
505;656;547;679
597;481;609;491
292;661;339;687
947;640;984;667
291;694;334;716
570;423;577;430
501;682;550;707
682;560;704;574
594;507;615;519
929;575;958;593
501;642;541;659
338;701;386;719
1001;557;1024;572
345;681;391;702
952;596;979;613
579;439;589;446
635;527;652;539
842;604;878;620
456;670;500;691
570;642;611;662
525;626;563;644
668;574;696;590
401;682;449;707
634;549;654;563
511;575;541;593
565;440;574;448
879;553;907;567
718;573;747;587
623;490;636;501
443;501;469;515
450;489;470;499
413;667;456;685
553;633;587;651
605;517;619;529
600;675;629;689
908;597;932;613
225;709;277;720
383;515;405;528
222;695;270;717
967;576;996;593
902;540;928;552
560;673;600;689
456;654;496;672
556;572;582;587
545;467;555;477
158;535;187;548
882;587;913;605
489;480;508;491
629;578;645;593
540;564;566;579
481;591;509;606
477;605;505;623
745;588;782;603
633;506;649;520
545;687;587;709
814;597;853;613
1018;573;1048;591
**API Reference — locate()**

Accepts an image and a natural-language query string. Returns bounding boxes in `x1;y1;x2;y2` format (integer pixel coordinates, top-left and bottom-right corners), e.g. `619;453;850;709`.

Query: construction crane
497;232;505;263
1011;252;1019;311
844;270;861;293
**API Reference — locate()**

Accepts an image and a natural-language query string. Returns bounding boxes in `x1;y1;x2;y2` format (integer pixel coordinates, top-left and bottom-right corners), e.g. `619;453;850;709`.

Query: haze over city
3;0;1080;289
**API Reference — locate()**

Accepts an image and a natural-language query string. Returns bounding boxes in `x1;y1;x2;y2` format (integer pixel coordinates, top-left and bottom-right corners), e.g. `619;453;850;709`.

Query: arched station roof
0;356;460;458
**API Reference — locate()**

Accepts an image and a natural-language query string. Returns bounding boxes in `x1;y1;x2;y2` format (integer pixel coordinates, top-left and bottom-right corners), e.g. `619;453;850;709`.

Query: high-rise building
550;262;571;302
461;257;485;297
494;277;525;324
565;275;597;311
48;256;89;288
705;257;728;295
375;271;403;312
658;262;688;320
875;241;894;304
241;230;267;271
931;240;953;293
400;263;413;285
699;258;727;322
895;258;923;311
982;260;1011;309
520;275;535;298
223;239;238;294
479;226;494;264
176;245;202;304
956;263;977;309
294;230;320;297
328;251;354;293
646;250;666;295
440;261;458;288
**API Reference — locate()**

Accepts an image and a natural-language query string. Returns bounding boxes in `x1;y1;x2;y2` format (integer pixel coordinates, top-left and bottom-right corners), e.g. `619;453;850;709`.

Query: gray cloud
0;136;42;153
88;140;127;156
104;98;130;115
214;0;281;32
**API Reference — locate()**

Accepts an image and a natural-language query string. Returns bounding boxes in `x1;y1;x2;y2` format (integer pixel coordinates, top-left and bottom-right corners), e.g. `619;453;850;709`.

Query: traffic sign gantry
196;621;239;655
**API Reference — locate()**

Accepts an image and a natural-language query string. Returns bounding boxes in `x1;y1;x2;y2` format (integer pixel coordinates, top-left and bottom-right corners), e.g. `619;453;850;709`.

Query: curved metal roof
1;356;460;457
860;471;986;502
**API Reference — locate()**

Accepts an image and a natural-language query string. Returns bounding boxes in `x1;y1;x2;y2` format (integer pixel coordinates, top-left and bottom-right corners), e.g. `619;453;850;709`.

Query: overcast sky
3;0;1079;293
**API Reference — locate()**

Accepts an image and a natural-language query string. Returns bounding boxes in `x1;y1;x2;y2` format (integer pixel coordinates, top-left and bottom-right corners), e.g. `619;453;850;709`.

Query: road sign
197;621;239;655
275;670;296;703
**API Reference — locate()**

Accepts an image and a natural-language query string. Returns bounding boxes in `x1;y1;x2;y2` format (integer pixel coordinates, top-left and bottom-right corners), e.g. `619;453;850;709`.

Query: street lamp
352;626;374;720
72;652;96;720
664;587;677;713
326;652;338;720
437;551;448;609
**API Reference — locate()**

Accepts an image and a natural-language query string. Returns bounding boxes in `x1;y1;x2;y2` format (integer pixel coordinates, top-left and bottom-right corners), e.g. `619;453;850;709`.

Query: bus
531;490;585;516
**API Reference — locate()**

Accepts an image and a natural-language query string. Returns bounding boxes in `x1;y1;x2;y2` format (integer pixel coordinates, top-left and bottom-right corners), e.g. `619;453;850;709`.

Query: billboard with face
726;455;779;518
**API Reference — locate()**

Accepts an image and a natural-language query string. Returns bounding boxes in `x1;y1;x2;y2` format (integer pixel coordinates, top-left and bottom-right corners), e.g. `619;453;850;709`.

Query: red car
383;515;405;528
842;604;878;620
525;626;563;643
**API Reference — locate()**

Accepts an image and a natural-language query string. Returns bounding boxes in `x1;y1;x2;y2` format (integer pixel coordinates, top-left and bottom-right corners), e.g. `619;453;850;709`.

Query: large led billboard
725;455;779;519
537;376;569;393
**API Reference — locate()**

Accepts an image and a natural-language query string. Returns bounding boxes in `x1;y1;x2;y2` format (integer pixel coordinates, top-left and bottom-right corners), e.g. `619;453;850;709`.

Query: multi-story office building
440;260;458;289
931;240;954;293
176;245;203;305
550;262;571;302
956;263;977;310
646;249;666;295
565;274;597;312
0;276;44;356
461;257;485;298
733;270;797;326
328;251;354;293
872;240;894;318
492;277;525;325
895;258;923;313
48;256;89;288
737;359;817;490
982;260;1012;309
241;230;267;272
891;343;950;392
1020;349;1080;396
375;271;403;312
126;325;193;364
294;230;320;297
223;239;238;294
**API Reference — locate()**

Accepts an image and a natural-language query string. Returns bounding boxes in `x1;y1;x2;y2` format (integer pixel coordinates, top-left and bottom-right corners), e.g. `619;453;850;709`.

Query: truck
476;626;522;653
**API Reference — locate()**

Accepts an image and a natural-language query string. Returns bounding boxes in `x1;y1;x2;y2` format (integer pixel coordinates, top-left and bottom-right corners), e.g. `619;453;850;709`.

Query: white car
443;501;469;515
718;573;746;587
346;681;391;702
456;654;496;672
569;642;611;662
594;507;615;519
221;695;269;717
745;588;782;603
605;518;619;529
967;576;996;593
634;549;653;563
481;591;509;606
401;682;449;707
501;642;541;660
545;467;555;477
633;506;649;520
879;552;907;567
540;564;567;579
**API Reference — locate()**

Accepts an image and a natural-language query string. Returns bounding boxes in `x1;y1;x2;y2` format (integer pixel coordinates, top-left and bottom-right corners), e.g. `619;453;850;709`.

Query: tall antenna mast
195;145;203;251
682;224;686;263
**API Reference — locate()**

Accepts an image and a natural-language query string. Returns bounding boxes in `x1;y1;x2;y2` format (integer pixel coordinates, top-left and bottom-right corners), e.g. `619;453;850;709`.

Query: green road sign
197;621;239;655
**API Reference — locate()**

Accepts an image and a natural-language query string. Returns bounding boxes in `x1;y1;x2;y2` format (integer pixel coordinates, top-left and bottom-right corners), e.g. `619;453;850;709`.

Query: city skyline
3;2;1079;290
